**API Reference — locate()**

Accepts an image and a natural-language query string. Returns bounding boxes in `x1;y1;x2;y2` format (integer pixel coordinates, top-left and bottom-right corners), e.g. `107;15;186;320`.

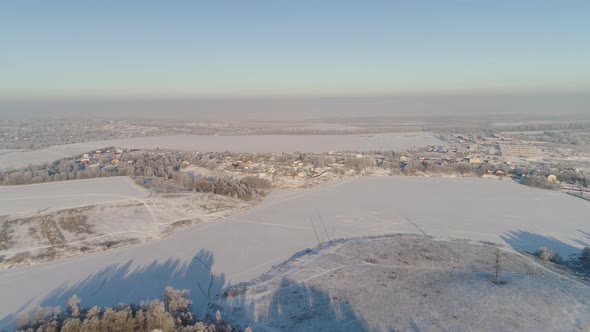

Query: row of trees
399;157;588;191
17;287;237;332
180;173;271;200
400;160;485;177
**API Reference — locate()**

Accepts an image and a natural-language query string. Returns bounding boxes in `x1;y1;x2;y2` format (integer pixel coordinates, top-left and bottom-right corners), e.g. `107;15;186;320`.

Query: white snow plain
0;177;150;215
0;176;588;329
0;132;441;169
219;236;590;331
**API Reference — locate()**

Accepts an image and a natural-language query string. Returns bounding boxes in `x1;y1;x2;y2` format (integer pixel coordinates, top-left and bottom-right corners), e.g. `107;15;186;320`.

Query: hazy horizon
1;92;589;121
2;1;589;100
1;1;589;121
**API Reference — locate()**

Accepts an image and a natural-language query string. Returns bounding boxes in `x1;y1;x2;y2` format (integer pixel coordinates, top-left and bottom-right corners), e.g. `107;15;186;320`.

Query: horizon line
1;88;590;103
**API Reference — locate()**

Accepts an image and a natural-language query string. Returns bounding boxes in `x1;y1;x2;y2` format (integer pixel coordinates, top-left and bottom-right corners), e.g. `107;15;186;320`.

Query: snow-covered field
0;177;149;215
219;235;589;331
0;132;441;169
0;180;251;269
0;177;588;329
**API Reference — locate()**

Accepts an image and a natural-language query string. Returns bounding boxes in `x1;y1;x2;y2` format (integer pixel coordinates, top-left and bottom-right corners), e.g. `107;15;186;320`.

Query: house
468;157;482;164
111;159;120;166
499;144;540;158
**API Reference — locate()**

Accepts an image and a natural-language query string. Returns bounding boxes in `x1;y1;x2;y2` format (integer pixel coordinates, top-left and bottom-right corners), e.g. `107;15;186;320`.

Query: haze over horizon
1;93;589;120
1;0;589;100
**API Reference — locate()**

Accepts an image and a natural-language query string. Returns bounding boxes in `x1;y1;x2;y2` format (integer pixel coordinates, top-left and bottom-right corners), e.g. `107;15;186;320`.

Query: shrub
182;174;262;200
163;286;194;325
240;176;272;190
536;247;562;263
364;257;377;264
522;175;561;190
344;157;374;173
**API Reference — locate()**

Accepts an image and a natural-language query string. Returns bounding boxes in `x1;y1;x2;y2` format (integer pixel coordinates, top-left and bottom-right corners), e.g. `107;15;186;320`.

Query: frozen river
0;132;441;169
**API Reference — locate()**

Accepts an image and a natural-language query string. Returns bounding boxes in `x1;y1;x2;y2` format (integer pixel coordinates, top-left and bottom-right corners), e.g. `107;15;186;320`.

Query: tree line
16;287;239;332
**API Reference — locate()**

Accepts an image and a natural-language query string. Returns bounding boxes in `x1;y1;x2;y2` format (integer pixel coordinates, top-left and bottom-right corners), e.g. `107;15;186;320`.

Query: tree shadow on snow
578;229;590;242
0;249;225;330
214;277;369;331
501;230;589;258
1;248;372;331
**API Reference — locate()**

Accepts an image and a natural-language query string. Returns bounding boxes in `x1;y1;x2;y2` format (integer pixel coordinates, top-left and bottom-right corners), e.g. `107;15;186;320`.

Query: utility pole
492;247;504;284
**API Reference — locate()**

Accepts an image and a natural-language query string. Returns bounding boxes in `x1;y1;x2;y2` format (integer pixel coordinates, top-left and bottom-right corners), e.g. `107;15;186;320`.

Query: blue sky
1;1;589;98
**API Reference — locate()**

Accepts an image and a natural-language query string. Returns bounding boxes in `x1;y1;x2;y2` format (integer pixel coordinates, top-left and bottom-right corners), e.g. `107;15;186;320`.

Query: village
36;129;586;201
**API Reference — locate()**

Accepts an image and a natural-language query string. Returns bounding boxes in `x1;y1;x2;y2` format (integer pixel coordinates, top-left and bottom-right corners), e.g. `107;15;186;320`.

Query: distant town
2;123;590;203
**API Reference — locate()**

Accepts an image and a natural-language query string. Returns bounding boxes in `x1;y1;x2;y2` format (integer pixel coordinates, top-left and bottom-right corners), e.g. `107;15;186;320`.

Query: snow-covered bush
535;247;561;263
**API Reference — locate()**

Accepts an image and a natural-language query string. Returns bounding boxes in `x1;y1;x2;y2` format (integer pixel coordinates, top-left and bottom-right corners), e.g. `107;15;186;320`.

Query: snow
0;190;251;267
0;132;441;169
0;177;588;329
0;146;95;170
0;177;149;215
219;236;589;331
